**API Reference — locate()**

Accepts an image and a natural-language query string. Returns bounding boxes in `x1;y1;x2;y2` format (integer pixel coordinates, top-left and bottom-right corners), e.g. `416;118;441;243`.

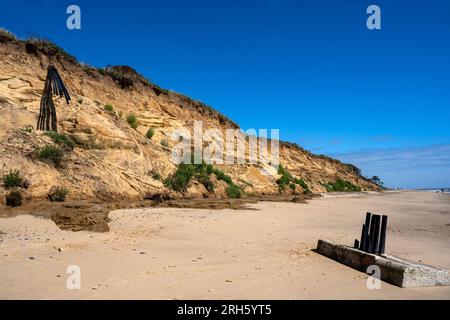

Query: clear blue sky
1;0;449;189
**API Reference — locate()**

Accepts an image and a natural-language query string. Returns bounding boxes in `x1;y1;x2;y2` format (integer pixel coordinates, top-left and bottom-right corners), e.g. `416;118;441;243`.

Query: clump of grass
164;160;243;197
152;171;162;181
276;165;310;194
2;170;23;189
104;104;114;112
36;146;64;167
202;178;215;193
294;178;311;194
146;128;155;140
164;163;196;192
160;139;169;148
225;183;243;198
164;161;214;193
323;179;361;192
22;125;33;133
78;97;83;104
276;165;293;192
44;131;74;150
212;168;233;185
127;114;138;129
151;84;169;96
5;190;22;207
48;186;69;202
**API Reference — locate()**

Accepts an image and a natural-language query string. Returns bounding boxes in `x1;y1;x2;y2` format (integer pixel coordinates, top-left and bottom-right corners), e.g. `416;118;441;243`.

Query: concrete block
316;239;450;288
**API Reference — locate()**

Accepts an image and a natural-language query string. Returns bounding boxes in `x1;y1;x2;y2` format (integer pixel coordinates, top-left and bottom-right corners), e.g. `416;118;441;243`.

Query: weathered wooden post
361;212;372;251
367;214;376;252
359;224;367;251
37;66;71;132
370;214;381;254
378;215;388;254
364;212;372;231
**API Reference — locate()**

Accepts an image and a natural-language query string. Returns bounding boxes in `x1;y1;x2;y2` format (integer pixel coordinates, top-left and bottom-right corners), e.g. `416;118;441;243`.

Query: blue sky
1;0;449;188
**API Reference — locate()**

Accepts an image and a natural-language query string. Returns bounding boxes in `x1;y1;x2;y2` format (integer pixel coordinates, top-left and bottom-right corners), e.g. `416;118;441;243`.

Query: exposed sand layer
0;191;449;299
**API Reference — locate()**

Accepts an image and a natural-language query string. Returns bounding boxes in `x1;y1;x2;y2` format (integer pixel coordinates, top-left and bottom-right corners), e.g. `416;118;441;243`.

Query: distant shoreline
416;188;450;193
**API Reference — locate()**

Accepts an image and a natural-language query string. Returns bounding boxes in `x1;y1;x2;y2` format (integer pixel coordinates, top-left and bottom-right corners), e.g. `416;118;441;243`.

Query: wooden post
370;215;381;254
359;224;366;251
363;212;372;252
378;215;388;254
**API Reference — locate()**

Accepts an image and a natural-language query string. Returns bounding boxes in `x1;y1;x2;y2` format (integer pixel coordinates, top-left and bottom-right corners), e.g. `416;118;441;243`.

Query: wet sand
0;191;449;299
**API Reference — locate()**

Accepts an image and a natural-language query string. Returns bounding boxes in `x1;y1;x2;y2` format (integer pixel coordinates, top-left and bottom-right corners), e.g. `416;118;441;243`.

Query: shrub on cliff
6;190;22;207
276;165;310;194
146;128;155;140
48;186;69;202
151;170;162;181
44;131;75;150
165;160;244;197
164;163;196;192
127;114;138;129
160;139;169;148
212;169;232;185
225;183;243;198
323;179;361;192
294;178;311;194
37;145;64;167
104;104;114;112
22;125;33;133
2;170;23;189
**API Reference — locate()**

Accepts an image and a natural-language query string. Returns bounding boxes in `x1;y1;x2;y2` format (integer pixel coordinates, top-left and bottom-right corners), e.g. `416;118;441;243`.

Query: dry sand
0;191;449;299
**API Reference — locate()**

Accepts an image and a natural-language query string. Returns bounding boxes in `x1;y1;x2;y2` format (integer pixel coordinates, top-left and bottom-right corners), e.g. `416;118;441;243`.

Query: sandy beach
0;191;449;299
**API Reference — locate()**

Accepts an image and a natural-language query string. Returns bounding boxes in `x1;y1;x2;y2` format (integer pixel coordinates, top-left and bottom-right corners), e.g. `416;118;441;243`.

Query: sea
423;188;450;194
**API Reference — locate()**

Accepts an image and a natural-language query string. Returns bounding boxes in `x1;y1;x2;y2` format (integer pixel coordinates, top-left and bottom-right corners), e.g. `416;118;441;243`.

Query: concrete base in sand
316;239;450;288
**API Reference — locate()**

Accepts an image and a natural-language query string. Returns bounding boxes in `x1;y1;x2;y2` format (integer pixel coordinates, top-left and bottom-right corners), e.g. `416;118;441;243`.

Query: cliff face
0;32;380;201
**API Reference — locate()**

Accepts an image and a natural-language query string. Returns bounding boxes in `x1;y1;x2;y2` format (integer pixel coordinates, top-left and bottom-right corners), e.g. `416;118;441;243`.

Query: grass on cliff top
24;37;77;62
0;28;17;43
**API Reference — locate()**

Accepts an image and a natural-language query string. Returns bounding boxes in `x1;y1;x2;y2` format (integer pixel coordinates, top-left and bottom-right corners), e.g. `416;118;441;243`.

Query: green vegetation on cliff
276;165;310;194
164;161;243;198
323;179;361;192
